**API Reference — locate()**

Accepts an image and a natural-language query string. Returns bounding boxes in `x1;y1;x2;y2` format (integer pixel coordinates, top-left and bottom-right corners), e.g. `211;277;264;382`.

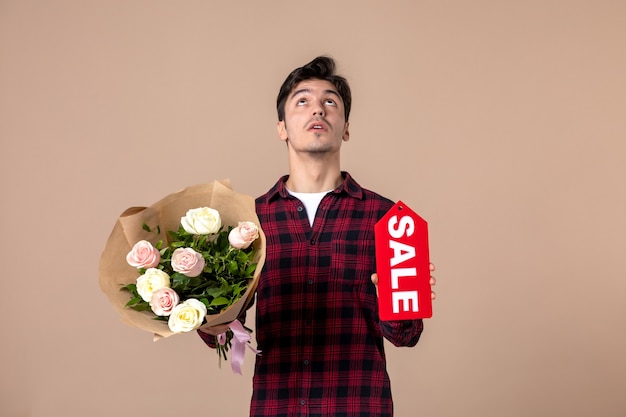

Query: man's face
277;79;350;155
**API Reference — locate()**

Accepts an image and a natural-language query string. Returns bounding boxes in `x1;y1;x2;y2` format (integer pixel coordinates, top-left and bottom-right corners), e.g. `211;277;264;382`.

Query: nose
313;103;325;117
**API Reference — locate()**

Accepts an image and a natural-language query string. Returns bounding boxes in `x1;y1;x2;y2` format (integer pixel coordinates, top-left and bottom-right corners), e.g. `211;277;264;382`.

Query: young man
202;56;434;417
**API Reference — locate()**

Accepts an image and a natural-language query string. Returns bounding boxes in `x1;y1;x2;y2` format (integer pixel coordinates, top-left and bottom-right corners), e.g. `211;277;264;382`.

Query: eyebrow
290;88;341;100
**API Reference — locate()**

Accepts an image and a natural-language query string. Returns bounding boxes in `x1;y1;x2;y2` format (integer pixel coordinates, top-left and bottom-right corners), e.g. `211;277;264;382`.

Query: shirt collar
266;171;363;201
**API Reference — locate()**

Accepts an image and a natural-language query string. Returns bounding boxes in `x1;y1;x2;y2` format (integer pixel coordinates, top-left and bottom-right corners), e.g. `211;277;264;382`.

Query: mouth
308;120;328;132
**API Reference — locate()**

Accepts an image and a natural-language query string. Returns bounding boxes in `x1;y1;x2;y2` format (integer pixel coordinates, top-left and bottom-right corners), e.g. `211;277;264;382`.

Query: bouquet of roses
125;207;259;359
99;181;265;373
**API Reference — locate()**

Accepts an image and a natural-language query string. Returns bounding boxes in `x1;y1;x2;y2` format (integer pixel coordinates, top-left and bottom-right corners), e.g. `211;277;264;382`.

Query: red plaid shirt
250;172;424;417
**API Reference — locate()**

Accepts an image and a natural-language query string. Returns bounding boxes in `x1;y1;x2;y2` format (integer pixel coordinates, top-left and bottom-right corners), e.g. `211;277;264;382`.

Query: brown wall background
1;1;625;416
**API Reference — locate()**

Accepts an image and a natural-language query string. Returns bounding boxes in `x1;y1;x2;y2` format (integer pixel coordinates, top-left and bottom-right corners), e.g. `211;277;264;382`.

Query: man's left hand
371;263;436;300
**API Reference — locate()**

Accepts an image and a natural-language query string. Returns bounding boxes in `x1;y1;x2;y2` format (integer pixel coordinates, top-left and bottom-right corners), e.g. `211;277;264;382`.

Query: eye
297;98;307;106
324;98;336;106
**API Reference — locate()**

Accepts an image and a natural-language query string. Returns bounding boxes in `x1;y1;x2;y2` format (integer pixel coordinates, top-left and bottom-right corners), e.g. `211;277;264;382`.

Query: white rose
136;268;171;302
168;299;208;333
180;207;221;235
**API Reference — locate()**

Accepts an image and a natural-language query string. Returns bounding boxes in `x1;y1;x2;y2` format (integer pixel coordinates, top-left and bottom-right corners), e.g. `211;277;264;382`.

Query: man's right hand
198;322;232;336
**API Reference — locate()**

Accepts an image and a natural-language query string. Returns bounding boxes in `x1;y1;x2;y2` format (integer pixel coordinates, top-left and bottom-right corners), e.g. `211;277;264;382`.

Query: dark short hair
276;56;352;122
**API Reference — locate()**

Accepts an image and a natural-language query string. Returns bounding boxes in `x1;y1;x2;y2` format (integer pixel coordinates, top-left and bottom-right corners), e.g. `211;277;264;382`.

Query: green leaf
206;287;224;298
171;273;191;291
130;303;152;312
125;296;142;307
245;263;257;276
121;283;137;293
210;297;230;307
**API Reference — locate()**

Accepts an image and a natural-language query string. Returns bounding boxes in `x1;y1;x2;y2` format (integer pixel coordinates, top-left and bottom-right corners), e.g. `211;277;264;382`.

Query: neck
286;156;343;193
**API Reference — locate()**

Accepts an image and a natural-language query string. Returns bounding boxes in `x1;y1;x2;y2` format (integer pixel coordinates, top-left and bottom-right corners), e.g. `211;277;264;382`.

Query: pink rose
126;240;161;269
228;221;259;249
150;287;180;316
171;247;205;277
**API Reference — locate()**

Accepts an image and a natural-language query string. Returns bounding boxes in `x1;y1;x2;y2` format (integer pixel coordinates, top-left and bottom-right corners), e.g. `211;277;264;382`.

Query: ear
277;120;288;141
342;122;350;142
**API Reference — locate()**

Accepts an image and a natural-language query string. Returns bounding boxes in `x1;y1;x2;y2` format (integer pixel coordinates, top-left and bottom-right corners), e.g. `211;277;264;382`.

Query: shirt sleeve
380;319;424;347
196;302;251;349
197;328;218;349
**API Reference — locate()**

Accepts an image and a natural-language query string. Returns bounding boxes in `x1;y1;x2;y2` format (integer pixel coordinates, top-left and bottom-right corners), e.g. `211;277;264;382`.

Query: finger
429;263;436;272
430;276;436;286
431;291;436;300
371;273;379;297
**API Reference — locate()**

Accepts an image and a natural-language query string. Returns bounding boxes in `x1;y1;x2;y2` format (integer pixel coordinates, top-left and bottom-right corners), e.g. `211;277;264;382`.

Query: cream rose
180;207;221;235
171;247;205;277
168;298;207;333
136;268;171;302
150;287;180;316
228;221;259;249
126;240;160;269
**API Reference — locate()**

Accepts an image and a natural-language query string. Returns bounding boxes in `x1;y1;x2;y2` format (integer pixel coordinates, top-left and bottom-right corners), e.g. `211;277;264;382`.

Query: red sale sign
375;201;432;320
